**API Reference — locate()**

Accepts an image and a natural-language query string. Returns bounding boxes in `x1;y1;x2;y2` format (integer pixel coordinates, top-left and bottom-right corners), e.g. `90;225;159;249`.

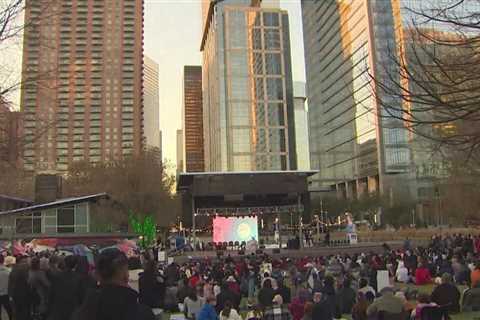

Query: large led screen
213;216;259;243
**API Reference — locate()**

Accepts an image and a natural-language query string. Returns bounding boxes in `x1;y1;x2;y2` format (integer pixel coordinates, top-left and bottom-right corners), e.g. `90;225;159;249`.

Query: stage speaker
273;248;280;254
216;251;224;258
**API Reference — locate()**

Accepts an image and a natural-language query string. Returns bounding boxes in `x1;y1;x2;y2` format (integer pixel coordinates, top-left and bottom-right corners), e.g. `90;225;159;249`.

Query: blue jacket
197;303;218;320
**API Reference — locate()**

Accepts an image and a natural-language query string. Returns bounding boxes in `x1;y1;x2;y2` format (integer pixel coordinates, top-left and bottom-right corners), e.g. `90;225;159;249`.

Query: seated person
462;282;480;312
431;273;461;314
366;287;404;318
411;293;437;320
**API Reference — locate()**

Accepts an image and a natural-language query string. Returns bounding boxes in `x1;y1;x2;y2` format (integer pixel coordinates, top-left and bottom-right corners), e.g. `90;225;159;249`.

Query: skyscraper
21;0;144;172
302;0;413;199
143;55;160;150
176;129;184;175
182;66;204;172
201;0;297;172
293;82;309;170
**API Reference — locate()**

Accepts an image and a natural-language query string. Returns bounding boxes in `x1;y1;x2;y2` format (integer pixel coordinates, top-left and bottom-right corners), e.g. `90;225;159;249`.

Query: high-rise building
302;0;417;200
143;55;160;150
293;82;309;170
201;0;297;172
182;66;204;172
176;129;184;175
21;0;144;172
0;102;23;167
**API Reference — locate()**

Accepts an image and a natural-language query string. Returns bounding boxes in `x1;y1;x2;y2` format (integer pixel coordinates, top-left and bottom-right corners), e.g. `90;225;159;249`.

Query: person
28;256;51;318
0;255;12;320
184;287;205;320
198;295;219;320
139;260;165;310
48;255;83;320
357;278;375;297
351;292;368;320
216;282;240;314
312;292;333;320
411;293;437;320
289;289;309;320
301;302;313;320
8;256;31;320
246;302;262;320
462;281;480;312
258;278;275;309
471;261;480;288
219;300;242;320
415;261;432;285
71;248;155;320
335;278;355;315
395;261;409;283
275;278;291;304
264;294;292;320
366;287;405;318
431;273;461;314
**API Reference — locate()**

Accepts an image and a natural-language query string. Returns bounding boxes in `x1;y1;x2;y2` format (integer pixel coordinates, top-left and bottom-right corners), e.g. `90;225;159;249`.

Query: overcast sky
144;0;306;168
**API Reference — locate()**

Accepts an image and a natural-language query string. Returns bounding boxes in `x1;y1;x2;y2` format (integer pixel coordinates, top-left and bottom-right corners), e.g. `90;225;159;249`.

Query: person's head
4;256;15;267
417;293;431;304
359;278;368;288
30;257;41;271
475;261;480;271
64;255;78;271
298;288;310;303
272;294;283;306
313;292;322;303
304;302;313;316
324;275;334;287
263;278;272;289
96;249;129;286
143;259;156;274
222;300;233;317
379;287;394;296
441;273;453;285
395;291;406;302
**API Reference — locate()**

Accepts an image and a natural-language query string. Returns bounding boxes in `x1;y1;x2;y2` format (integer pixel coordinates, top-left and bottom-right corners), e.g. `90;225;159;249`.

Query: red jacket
289;297;305;320
415;267;432;285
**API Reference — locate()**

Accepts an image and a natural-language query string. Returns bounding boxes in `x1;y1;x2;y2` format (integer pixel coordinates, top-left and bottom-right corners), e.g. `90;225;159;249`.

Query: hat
4;256;15;266
226;275;236;282
272;294;283;305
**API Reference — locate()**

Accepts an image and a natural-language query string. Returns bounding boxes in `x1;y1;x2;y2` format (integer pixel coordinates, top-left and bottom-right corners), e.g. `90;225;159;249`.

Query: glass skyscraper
201;0;297;172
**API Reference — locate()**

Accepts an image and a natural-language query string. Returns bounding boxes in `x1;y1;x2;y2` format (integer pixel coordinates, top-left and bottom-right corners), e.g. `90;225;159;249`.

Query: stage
169;240;404;263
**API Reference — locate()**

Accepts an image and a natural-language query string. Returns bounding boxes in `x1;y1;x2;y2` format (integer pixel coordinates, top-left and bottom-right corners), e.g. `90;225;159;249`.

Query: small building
0;193;108;239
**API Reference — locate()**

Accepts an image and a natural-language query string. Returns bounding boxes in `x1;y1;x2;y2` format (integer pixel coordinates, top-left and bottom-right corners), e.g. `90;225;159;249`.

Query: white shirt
396;266;409;283
219;309;243;320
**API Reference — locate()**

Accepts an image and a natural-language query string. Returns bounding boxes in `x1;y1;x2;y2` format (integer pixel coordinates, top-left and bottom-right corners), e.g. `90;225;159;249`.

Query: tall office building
302;0;417;200
21;0;144;172
201;0;297;172
143;55;160;150
293;82;309;170
176;129;184;175
183;66;204;172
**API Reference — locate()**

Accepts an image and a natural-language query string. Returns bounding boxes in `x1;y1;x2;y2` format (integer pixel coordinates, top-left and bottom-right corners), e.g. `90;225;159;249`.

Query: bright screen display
213;216;259;243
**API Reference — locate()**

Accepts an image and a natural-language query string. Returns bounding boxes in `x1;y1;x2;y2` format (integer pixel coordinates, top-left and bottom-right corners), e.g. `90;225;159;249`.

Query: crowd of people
0;233;479;320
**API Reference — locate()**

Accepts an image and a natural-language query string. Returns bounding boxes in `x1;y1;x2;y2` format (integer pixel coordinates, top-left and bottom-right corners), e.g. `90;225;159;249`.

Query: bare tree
372;0;480;165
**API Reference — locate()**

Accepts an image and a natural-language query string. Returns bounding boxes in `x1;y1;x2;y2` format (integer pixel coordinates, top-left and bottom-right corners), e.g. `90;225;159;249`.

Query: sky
144;0;306;167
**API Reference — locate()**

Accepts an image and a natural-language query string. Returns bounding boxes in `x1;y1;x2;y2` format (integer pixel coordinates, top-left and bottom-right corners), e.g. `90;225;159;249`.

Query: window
268;103;285;126
15;213;41;234
266;78;283;100
265;53;282;75
264;29;280;50
263;12;279;27
57;206;74;233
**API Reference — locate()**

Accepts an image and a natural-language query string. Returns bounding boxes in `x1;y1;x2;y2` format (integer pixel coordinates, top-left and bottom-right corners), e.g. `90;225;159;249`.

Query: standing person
0;255;12;320
471;261;480;288
28;257;51;319
139;260;165;310
264;294;292;320
258;279;275;309
289;289;309;320
301;302;313;320
8;256;31;320
414;261;432;285
216;282;240;314
184;288;205;320
351;292;368;320
72;249;154;320
198;295;219;320
48;255;83;320
312;292;333;320
275;278;291;304
219;300;242;320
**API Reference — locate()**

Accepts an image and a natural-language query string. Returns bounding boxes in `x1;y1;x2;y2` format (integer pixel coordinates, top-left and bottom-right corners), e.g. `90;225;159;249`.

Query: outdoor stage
171;241;404;263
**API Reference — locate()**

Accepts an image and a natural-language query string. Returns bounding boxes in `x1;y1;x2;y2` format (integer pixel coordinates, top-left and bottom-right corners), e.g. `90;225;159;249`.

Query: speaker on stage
273;248;280;254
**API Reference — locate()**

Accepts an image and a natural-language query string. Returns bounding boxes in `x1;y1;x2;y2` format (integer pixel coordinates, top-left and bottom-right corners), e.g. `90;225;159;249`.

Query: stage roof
177;170;317;193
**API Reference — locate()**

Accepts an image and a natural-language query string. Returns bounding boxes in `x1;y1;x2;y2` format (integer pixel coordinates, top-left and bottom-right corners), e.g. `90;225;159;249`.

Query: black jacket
216;288;240;313
312;297;333;320
139;270;165;308
431;283;461;313
72;284;155;320
47;270;82;320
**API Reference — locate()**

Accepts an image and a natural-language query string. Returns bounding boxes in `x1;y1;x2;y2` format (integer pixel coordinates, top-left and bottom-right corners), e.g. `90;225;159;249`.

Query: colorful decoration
128;212;156;249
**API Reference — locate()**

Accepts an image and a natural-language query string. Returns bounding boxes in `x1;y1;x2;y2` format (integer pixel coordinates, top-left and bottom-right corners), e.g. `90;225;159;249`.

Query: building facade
21;0;144;172
183;66;205;172
201;0;297;172
0;103;23;167
293;82;309;170
143;55;161;150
